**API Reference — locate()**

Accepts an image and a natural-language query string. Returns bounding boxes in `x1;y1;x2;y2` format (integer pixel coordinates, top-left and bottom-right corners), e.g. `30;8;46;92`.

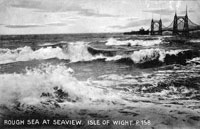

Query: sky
0;0;200;35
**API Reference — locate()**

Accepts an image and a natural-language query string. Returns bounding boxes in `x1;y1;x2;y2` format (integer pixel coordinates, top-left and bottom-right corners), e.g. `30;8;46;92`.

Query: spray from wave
0;64;120;114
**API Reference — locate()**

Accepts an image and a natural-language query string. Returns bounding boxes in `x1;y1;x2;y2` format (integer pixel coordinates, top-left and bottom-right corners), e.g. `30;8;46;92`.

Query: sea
0;33;200;129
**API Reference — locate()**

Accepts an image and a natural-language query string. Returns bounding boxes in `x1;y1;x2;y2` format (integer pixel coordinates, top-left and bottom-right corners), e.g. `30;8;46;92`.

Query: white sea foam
0;64;118;108
105;38;163;46
0;41;190;65
119;48;187;63
166;49;185;55
105;55;125;61
187;57;200;64
0;46;67;64
0;42;104;64
190;39;200;43
89;48;188;64
66;42;104;62
130;48;163;63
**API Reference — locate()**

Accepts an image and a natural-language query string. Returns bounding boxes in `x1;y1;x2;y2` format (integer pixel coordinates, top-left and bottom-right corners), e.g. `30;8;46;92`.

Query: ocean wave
0;63;199;128
65;42;104;62
0;46;67;64
94;63;200;100
0;41;198;67
130;48;162;63
103;48;197;66
0;42;104;64
0;64;119;111
105;37;164;46
131;49;195;63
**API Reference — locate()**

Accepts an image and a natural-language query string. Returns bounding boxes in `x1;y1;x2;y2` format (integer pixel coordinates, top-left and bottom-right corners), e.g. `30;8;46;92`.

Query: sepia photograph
0;0;200;129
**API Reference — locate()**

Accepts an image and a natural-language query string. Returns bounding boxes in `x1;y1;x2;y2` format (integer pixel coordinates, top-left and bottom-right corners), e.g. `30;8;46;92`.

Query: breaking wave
130;49;193;63
0;42;104;64
0;41;199;67
96;48;199;66
65;42;104;62
0;46;67;64
0;64;119;112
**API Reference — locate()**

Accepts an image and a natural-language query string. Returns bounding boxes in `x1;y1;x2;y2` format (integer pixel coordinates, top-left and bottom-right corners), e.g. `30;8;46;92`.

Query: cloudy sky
0;0;199;34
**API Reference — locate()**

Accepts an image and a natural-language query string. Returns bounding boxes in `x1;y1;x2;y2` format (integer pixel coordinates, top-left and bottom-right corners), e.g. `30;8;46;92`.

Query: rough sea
0;33;200;129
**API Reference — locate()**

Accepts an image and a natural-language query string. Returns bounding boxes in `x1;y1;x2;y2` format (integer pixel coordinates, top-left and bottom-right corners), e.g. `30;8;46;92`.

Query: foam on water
131;49;190;63
0;64;119;110
190;39;200;43
0;46;67;64
105;37;163;46
0;54;199;129
130;48;162;63
0;42;104;64
65;42;104;62
0;40;194;66
105;48;190;64
187;57;200;64
94;62;200;100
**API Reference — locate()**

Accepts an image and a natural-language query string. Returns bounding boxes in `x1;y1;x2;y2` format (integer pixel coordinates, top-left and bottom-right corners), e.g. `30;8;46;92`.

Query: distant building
124;27;149;35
